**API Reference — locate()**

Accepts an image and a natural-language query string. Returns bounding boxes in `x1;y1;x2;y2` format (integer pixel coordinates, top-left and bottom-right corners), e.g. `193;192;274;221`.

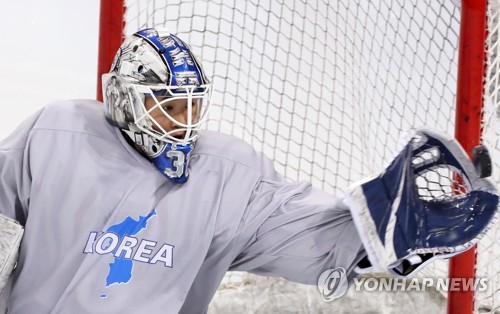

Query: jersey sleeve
229;175;366;285
0;110;40;224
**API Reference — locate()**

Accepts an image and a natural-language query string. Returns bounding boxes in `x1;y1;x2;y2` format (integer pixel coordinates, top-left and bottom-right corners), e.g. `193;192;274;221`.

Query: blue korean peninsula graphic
104;209;157;288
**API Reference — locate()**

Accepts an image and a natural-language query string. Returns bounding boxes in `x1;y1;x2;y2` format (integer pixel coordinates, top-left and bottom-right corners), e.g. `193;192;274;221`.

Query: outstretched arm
229;178;365;285
229;129;499;284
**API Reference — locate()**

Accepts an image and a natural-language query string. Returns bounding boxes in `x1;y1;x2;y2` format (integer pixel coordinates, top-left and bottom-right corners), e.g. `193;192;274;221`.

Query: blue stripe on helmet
134;29;205;89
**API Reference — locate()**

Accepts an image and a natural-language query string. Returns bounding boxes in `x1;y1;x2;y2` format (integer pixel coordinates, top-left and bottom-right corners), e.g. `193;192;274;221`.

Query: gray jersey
0;100;364;313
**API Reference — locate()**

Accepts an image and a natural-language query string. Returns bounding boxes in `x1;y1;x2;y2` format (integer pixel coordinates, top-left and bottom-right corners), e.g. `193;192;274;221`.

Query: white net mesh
477;1;500;312
123;0;499;313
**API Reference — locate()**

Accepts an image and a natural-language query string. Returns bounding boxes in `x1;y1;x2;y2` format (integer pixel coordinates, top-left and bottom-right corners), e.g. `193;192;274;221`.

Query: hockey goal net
97;0;500;313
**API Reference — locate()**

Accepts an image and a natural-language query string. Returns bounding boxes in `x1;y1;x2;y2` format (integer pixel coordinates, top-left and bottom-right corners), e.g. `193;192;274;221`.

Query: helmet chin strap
122;129;194;184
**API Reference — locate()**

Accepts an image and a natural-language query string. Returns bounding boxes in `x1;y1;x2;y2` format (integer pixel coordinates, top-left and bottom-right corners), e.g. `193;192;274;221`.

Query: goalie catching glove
345;129;499;277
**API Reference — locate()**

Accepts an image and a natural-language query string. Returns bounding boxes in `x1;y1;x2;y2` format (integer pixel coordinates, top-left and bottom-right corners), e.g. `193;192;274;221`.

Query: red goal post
449;1;486;313
96;1;499;313
96;0;124;103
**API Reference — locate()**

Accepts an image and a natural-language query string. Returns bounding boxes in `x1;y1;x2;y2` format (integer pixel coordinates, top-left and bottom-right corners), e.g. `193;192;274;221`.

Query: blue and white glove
345;129;499;277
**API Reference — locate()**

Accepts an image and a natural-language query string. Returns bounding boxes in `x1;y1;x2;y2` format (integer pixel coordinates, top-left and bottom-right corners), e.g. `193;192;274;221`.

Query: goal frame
448;1;487;313
95;1;489;313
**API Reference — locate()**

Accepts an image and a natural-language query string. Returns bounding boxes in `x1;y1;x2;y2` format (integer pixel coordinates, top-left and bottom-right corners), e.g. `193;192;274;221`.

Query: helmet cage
128;83;212;145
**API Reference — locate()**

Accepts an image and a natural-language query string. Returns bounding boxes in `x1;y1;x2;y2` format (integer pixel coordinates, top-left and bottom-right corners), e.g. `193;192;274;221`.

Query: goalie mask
102;28;212;183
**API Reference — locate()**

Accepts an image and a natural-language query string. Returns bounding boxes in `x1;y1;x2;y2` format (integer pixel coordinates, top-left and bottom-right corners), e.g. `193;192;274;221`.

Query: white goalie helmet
102;28;213;183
